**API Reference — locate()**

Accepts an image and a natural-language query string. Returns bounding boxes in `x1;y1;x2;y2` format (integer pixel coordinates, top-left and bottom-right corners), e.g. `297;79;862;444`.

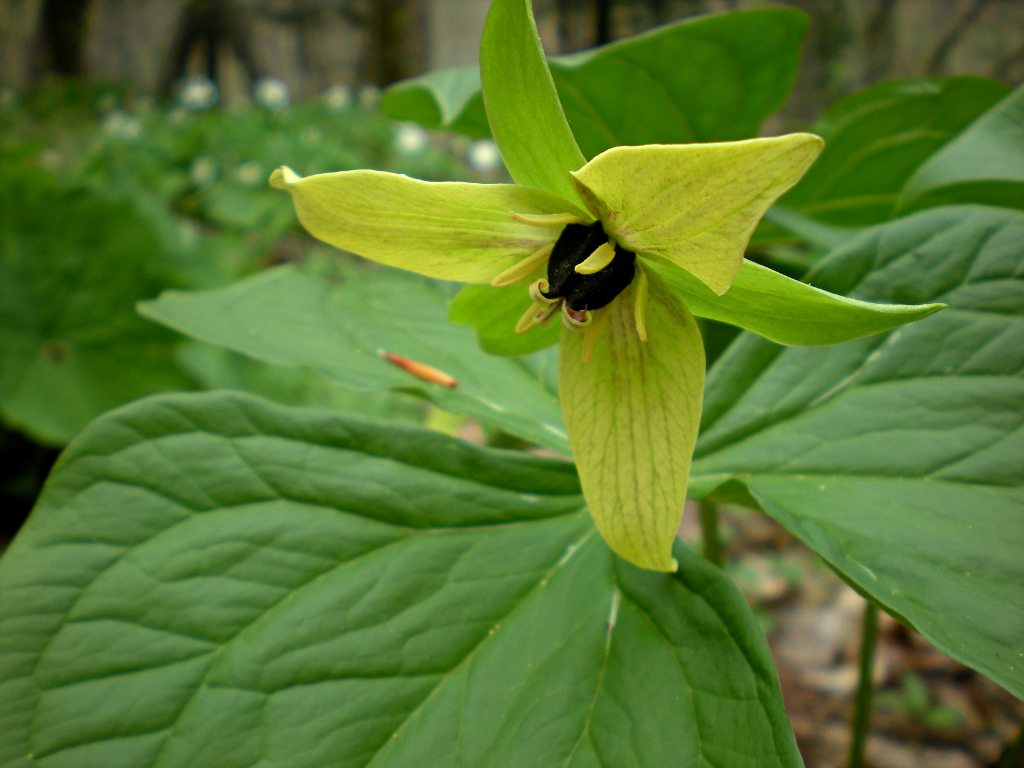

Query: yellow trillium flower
272;132;821;572
272;0;938;572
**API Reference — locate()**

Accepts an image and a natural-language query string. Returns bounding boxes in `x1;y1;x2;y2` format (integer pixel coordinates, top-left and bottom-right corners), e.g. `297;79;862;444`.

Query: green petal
560;270;705;571
270;166;567;283
571;134;824;294
480;0;587;207
652;259;945;346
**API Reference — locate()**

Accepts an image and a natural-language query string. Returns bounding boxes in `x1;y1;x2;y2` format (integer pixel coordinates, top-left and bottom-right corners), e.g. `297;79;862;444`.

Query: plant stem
698;501;724;567
848;601;879;768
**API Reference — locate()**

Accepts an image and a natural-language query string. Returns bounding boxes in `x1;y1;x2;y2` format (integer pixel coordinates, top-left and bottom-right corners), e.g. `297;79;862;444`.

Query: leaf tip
269;166;300;190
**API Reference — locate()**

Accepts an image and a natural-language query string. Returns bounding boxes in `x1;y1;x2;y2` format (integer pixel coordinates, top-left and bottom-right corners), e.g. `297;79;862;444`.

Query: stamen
529;279;557;305
490;243;554;287
516;284;563;334
633;267;649;342
516;301;546;334
561;305;591;331
509;211;582;227
574;241;616;275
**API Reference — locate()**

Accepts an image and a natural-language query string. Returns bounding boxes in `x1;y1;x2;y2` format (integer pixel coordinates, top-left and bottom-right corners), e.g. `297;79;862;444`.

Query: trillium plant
5;1;1021;766
271;0;938;571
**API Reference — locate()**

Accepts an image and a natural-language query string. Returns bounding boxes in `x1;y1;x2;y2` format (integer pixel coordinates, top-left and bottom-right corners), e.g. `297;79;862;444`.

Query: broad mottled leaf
0;392;801;767
0;168;191;445
141;263;569;452
692;206;1024;698
901;84;1024;212
384;8;807;157
779;77;1009;227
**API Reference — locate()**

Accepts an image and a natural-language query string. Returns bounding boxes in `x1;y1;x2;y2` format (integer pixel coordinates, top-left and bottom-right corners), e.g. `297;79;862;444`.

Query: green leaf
900;84;1024;212
560;273;704;572
0;391;801;767
692;205;1024;698
480;0;586;206
652;259;943;347
0;169;191;445
781;76;1010;226
140;263;569;452
386;8;807;157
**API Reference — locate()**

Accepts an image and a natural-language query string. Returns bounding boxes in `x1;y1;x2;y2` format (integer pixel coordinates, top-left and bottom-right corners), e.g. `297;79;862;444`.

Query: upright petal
571;134;824;294
560;269;705;571
271;167;568;283
480;0;587;207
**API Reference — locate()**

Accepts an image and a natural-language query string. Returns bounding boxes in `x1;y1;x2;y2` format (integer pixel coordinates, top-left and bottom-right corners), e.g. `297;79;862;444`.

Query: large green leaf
779;77;1009;227
0;391;801;767
901;84;1024;212
141;263;569;453
384;8;807;157
692;206;1024;699
0;168;191;445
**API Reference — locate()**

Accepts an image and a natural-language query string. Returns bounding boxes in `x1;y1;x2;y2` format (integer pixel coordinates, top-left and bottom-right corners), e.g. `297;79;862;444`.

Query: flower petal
481;0;587;207
571;133;824;294
650;259;945;345
271;166;568;283
560;269;705;571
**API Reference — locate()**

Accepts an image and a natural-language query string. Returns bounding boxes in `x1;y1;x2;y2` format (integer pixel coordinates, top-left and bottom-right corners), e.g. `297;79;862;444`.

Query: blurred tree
40;0;89;75
162;0;263;93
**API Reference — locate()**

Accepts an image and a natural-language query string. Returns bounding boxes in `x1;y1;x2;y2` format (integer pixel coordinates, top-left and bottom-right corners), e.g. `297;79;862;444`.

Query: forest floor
678;505;1024;768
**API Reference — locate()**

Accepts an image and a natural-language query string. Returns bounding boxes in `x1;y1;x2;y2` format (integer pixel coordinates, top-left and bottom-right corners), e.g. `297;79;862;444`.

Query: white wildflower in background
394;123;429;155
189;156;217;187
254;78;290;110
467;139;502;173
235;162;262;186
102;110;142;140
322;84;351;111
178;76;218;111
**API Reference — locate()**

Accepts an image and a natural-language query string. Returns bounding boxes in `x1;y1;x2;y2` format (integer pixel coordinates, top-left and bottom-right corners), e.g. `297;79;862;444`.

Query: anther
561;305;591;331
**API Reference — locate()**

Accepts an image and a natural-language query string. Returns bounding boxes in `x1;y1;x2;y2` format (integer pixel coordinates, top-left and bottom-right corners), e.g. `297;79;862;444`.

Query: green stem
848;601;879;768
698;501;724;567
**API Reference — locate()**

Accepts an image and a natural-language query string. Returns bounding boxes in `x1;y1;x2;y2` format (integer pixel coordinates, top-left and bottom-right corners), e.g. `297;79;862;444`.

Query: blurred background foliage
1;1;1022;765
0;0;1020;565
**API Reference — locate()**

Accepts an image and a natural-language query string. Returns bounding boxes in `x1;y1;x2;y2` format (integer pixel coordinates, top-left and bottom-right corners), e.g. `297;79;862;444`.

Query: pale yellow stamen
516;279;562;334
490;243;554;288
574;241;616;275
528;279;557;305
634;267;649;342
509;211;581;227
561;305;591;331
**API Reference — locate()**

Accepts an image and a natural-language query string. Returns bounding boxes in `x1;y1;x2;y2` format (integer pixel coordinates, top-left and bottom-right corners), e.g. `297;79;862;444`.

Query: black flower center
543;221;636;311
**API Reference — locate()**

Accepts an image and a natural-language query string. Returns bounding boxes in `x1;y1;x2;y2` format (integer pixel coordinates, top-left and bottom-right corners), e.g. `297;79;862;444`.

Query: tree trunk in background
1;0;1021;106
365;0;426;85
41;0;90;75
161;0;262;94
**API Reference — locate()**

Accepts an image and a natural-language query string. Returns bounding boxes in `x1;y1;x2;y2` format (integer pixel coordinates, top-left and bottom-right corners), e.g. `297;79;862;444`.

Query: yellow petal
271;167;568;283
570;133;824;294
560;271;705;571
